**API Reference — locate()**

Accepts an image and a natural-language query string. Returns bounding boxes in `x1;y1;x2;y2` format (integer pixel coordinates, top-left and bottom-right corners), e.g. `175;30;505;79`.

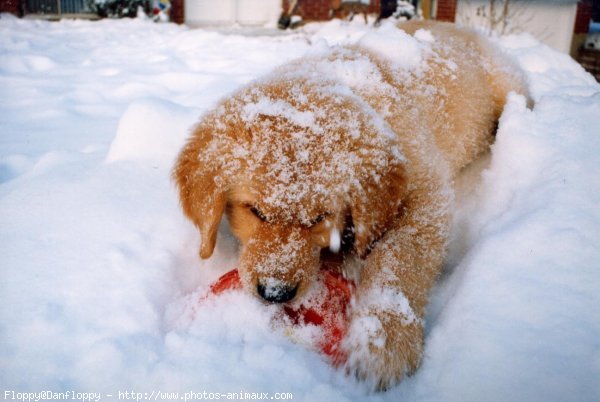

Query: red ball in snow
207;268;354;363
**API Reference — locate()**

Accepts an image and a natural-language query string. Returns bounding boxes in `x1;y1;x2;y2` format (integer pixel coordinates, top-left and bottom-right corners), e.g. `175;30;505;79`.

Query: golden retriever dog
173;20;529;389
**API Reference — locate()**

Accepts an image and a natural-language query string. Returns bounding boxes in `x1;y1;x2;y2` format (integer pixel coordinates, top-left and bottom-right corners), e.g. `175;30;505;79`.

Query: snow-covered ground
1;14;599;402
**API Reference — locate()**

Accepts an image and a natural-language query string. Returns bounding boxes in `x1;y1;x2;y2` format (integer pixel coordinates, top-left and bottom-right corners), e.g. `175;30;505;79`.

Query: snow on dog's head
173;50;406;304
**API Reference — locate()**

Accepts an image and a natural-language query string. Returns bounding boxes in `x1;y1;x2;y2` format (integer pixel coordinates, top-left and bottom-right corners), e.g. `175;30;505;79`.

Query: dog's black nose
257;280;298;303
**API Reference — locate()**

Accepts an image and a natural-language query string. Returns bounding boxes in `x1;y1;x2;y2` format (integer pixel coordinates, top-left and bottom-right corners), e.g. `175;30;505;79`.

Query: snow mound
496;33;598;98
302;19;372;47
106;99;198;167
0;154;31;183
358;21;426;70
419;87;600;402
1;54;58;73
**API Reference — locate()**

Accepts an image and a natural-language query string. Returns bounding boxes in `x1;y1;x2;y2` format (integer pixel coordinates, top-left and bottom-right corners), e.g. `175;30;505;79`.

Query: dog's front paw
343;307;424;391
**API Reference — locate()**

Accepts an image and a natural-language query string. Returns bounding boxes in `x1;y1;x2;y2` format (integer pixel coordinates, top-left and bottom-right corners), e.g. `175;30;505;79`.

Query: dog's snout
256;280;298;303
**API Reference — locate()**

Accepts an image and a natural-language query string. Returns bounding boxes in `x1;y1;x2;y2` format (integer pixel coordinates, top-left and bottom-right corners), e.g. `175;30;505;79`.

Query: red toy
206;268;354;364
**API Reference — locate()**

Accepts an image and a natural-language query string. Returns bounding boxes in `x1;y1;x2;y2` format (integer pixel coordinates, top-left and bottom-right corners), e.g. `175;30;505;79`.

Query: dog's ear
350;163;406;257
173;127;227;259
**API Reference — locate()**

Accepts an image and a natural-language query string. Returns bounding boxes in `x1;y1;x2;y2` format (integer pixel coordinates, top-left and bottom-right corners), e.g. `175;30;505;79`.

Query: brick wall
284;0;380;21
574;0;592;34
436;0;456;22
0;0;22;16
170;0;184;24
301;0;331;20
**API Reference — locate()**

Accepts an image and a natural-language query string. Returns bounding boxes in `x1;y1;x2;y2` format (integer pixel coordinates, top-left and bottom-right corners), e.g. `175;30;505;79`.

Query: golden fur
173;21;529;389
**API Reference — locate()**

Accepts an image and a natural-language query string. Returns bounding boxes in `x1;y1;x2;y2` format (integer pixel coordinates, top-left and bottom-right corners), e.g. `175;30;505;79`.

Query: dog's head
174;76;406;303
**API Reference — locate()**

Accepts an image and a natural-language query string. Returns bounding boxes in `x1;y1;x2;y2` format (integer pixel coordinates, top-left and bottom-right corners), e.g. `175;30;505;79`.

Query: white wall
185;0;281;26
456;0;578;53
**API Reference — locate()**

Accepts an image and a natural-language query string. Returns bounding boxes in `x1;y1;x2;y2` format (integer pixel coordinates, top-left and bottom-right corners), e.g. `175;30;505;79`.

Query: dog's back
266;20;528;178
394;20;529;173
339;20;529;176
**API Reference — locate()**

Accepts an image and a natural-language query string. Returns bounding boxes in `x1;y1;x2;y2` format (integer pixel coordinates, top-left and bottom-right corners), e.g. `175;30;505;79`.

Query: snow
354;281;419;327
358;21;426;70
241;98;319;132
1;15;599;402
106;98;199;167
329;228;341;253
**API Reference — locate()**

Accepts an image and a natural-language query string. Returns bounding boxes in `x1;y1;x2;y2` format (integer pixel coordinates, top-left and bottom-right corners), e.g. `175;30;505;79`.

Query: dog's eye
309;213;329;227
249;206;267;222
